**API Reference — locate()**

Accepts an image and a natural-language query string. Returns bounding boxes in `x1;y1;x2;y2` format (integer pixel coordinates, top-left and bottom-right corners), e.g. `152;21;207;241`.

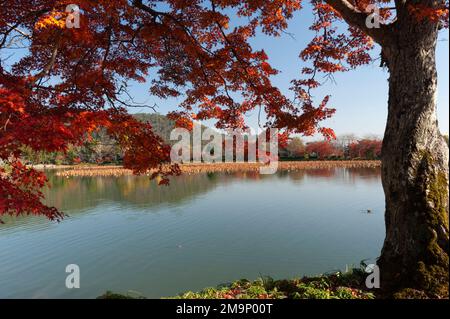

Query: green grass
98;268;376;300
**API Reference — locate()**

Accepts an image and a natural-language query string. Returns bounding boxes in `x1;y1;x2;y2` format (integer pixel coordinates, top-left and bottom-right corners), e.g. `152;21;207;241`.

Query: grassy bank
55;161;381;178
98;268;376;300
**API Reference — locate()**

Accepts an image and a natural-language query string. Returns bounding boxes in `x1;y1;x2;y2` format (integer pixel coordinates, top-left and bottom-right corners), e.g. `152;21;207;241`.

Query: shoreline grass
98;268;376;300
52;160;381;178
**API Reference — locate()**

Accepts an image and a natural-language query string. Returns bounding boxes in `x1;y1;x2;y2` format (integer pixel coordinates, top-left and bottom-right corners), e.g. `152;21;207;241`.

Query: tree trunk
379;19;449;298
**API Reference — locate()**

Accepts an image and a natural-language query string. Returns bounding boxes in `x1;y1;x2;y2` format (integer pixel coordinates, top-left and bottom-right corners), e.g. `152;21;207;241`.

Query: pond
0;167;385;298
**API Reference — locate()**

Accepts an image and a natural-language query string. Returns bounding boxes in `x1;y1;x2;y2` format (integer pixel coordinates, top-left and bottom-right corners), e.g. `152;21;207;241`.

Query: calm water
0;168;385;298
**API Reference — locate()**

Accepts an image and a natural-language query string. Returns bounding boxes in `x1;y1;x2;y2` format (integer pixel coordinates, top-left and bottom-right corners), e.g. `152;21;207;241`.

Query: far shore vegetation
19;113;391;168
18;114;448;175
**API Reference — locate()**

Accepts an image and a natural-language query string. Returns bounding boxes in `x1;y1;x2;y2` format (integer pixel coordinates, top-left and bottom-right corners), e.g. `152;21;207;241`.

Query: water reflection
0;167;384;299
41;167;381;213
1;168;381;228
44;173;226;212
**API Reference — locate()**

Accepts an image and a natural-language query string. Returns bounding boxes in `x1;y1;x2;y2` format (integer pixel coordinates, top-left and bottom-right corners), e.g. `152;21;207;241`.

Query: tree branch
325;0;392;45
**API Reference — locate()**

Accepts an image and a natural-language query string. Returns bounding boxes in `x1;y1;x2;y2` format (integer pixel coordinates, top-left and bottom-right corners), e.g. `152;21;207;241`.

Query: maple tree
1;0;449;297
285;137;306;157
348;139;382;159
306;140;341;159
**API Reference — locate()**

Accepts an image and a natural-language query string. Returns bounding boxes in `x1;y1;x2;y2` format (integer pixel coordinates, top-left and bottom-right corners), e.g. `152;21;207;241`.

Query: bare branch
325;0;392;45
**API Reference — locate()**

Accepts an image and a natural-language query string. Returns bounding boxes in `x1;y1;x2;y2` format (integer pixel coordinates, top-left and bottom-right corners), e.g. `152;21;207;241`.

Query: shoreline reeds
54;161;381;178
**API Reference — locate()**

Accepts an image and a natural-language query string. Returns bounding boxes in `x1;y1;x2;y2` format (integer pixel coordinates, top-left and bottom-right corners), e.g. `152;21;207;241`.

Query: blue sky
248;14;450;139
126;10;449;140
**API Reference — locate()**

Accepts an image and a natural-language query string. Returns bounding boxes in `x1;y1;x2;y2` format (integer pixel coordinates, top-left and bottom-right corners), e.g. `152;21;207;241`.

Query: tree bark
379;18;449;298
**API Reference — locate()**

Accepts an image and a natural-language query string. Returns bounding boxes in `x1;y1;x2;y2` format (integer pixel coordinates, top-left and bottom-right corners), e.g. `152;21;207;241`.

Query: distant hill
133;113;215;147
133;113;176;144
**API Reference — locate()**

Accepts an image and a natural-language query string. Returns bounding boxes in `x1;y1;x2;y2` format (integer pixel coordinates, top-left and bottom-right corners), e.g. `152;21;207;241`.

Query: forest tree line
21;114;449;165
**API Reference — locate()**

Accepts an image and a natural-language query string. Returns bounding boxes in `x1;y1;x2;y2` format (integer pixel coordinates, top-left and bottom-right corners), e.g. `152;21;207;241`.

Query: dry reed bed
55;161;381;178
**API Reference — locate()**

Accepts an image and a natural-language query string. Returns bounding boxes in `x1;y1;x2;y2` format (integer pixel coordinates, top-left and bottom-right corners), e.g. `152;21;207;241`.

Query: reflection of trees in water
345;167;381;185
280;167;381;184
0;168;381;228
277;170;305;182
44;168;381;213
43;173;228;212
230;171;262;181
303;169;336;178
348;167;381;180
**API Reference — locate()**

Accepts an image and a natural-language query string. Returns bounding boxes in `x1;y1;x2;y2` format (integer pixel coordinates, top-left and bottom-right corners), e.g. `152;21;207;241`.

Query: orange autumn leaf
35;10;67;30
